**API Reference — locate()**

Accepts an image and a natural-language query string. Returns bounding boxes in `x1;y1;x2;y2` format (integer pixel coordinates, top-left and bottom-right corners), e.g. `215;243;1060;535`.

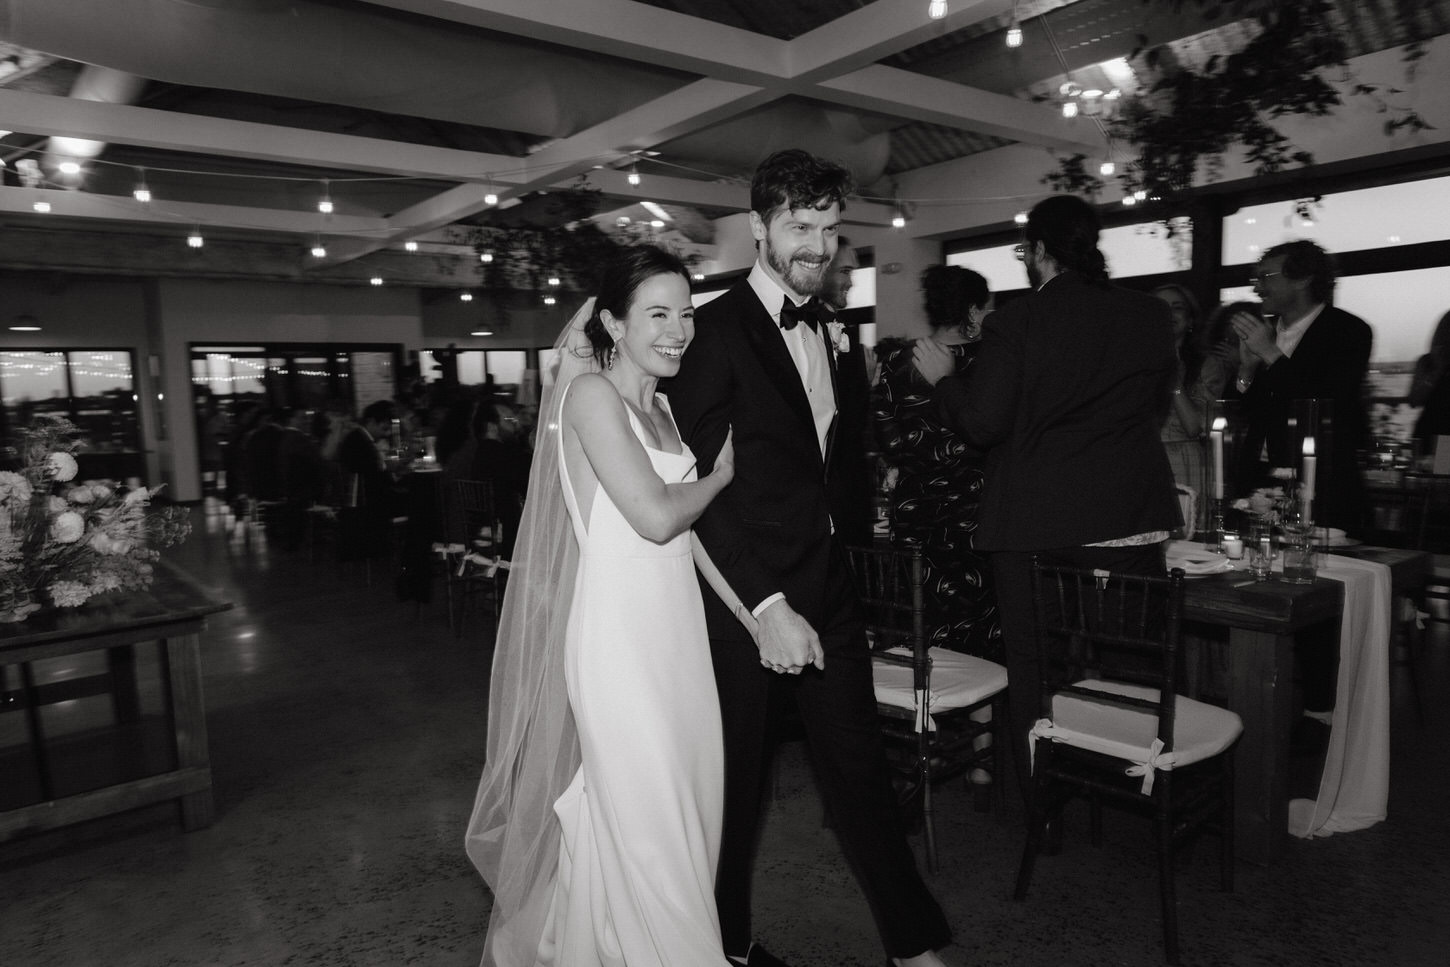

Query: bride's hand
711;428;735;486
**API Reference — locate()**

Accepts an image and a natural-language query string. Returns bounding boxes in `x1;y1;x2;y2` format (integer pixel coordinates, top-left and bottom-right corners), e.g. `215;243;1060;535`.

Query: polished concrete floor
2;504;1449;966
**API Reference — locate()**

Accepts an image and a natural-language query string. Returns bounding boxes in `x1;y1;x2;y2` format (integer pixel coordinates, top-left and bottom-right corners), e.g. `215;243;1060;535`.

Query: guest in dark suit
336;399;397;560
1232;241;1373;732
914;194;1180;806
1232;240;1373;536
667;149;954;967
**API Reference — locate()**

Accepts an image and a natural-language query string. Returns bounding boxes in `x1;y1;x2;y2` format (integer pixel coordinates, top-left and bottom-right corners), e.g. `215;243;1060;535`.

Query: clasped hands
1231;310;1280;367
751;599;826;675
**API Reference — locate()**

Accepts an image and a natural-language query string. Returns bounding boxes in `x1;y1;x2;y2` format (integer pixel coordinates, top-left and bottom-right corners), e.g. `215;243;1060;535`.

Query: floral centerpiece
0;415;190;622
1231;467;1309;532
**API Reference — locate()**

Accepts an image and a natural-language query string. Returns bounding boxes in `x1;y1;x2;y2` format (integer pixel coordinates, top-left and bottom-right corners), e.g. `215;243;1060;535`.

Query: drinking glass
1247;519;1275;581
1281;530;1318;584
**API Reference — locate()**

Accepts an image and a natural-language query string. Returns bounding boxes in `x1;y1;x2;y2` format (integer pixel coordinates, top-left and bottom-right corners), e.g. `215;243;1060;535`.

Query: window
1;349;142;479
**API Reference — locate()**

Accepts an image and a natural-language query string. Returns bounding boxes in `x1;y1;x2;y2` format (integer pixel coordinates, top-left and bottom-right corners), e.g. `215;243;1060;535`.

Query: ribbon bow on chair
780;297;832;332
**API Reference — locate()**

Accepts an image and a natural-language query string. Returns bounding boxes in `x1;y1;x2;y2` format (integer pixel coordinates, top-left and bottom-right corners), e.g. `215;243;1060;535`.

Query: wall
0;271;163;481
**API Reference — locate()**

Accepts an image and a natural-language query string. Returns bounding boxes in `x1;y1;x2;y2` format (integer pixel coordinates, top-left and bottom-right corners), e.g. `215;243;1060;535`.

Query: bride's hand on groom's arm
754;600;825;675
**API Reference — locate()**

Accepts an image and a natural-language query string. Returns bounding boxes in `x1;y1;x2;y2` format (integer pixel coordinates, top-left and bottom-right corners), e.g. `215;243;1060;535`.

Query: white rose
0;471;31;503
68;484;98;504
90;531;134;555
47;495;68;514
123;487;152;506
50;510;86;544
46;451;79;482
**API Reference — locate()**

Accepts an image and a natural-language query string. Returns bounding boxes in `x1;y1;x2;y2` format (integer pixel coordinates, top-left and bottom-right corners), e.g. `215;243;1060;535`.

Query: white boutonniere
825;320;849;355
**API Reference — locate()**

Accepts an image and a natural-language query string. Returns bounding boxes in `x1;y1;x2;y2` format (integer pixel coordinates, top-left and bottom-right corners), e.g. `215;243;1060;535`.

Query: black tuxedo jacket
933;271;1181;551
665;279;867;644
1238;304;1372;529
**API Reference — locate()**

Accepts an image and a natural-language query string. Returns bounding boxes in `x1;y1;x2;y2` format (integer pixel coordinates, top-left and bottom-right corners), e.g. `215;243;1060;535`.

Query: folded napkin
1164;540;1234;575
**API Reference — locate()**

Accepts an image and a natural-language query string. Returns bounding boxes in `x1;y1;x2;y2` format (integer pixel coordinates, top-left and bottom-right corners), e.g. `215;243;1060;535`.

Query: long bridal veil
464;298;597;966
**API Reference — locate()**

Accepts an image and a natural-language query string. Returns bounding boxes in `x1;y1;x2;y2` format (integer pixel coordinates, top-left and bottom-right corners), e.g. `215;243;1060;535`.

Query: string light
32;199;50;213
1100;159;1116;176
1014;210;1029;226
187;227;204;248
480;251;494;263
317;179;334;214
310;236;327;258
547;276;561;286
543;295;557;305
627;163;641;187
459;292;473;302
404;240;418;252
57;160;81;176
133;167;152;203
484;187;499;206
1006;0;1023;48
928;0;947;19
369;276;384;286
1122;195;1137;207
891;210;907;230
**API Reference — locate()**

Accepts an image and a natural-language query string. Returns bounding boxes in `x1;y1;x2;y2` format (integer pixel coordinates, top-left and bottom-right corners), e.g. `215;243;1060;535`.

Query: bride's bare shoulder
561;373;624;426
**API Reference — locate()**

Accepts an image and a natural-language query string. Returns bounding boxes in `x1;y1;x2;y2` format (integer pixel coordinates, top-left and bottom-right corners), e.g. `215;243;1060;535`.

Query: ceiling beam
0;185;390;236
816;65;1099;153
0;89;518;182
358;0;788;85
787;0;1016;80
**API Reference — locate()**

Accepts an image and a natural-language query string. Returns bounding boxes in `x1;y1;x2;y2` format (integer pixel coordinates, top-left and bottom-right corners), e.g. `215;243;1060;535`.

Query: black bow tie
780;298;830;333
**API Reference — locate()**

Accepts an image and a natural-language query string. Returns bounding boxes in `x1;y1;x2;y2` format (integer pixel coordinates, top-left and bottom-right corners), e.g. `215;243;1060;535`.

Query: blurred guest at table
1412;310;1450;457
1233;242;1372;742
914;195;1179;806
1155;284;1207;522
1232;240;1371;536
875;265;999;659
223;401;263;510
243;407;285;503
276;408;325;551
822;237;875;546
337;399;399;561
441;399;529;556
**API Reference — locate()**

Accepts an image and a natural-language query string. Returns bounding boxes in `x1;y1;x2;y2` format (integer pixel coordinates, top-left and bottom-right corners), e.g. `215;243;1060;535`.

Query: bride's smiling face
603;272;695;377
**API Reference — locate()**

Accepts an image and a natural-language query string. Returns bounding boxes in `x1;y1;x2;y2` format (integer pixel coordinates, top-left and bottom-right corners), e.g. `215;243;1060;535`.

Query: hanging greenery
1042;0;1435;204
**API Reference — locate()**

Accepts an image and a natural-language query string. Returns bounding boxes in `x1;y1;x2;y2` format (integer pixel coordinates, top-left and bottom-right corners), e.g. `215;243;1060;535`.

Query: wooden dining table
0;560;231;843
1178;543;1422;865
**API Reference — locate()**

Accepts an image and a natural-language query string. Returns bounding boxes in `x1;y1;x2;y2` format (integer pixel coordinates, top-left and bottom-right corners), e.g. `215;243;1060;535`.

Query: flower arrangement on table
0;415;191;622
1231;467;1310;532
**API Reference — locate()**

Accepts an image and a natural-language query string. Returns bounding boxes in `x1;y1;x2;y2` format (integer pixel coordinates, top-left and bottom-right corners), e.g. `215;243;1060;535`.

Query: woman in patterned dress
872;265;999;661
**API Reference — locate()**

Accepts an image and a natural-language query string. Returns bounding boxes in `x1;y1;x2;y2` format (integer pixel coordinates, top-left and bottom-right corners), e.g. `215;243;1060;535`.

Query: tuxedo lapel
740;289;821;442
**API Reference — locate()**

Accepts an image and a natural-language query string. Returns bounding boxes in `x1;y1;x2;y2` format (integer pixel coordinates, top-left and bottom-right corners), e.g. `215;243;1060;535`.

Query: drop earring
606;344;617;369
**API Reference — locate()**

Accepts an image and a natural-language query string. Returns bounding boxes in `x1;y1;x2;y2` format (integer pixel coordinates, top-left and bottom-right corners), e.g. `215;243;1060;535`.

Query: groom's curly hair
750;149;853;225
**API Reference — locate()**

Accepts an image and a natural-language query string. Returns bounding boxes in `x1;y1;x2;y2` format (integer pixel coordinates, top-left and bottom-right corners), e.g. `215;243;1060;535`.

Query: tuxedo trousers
991;543;1168;810
709;550;951;959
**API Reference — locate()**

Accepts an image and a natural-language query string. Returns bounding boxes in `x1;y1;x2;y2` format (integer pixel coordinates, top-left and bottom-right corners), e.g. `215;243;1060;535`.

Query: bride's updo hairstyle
583;244;691;369
1024;194;1109;285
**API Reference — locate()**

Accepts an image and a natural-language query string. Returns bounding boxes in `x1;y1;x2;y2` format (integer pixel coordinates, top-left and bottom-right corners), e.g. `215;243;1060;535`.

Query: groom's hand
755;600;826;674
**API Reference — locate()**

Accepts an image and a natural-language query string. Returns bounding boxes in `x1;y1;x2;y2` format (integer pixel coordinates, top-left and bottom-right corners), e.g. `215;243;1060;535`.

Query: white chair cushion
872;646;1008;731
1033;679;1242;794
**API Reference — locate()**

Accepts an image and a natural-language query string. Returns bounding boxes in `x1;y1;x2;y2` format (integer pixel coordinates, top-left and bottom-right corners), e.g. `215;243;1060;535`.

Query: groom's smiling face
751;201;840;300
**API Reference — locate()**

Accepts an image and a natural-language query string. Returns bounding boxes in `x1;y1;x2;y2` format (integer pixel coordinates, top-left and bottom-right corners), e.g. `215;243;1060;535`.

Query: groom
667;149;954;967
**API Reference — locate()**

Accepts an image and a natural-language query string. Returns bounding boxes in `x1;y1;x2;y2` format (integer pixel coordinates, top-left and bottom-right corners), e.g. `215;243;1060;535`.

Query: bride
465;244;748;966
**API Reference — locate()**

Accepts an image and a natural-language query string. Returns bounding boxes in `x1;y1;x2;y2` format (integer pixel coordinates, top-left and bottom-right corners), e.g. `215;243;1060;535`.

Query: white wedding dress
541;389;727;966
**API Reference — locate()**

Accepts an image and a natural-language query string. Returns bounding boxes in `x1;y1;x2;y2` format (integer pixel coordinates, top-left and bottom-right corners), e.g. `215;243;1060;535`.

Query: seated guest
443;401;529;556
337;400;399;560
913;195;1180;806
873;265;1000;659
275;408;325;551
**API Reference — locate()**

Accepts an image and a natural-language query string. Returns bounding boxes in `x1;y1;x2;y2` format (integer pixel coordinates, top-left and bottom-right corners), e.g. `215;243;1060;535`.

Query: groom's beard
765;238;830;298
